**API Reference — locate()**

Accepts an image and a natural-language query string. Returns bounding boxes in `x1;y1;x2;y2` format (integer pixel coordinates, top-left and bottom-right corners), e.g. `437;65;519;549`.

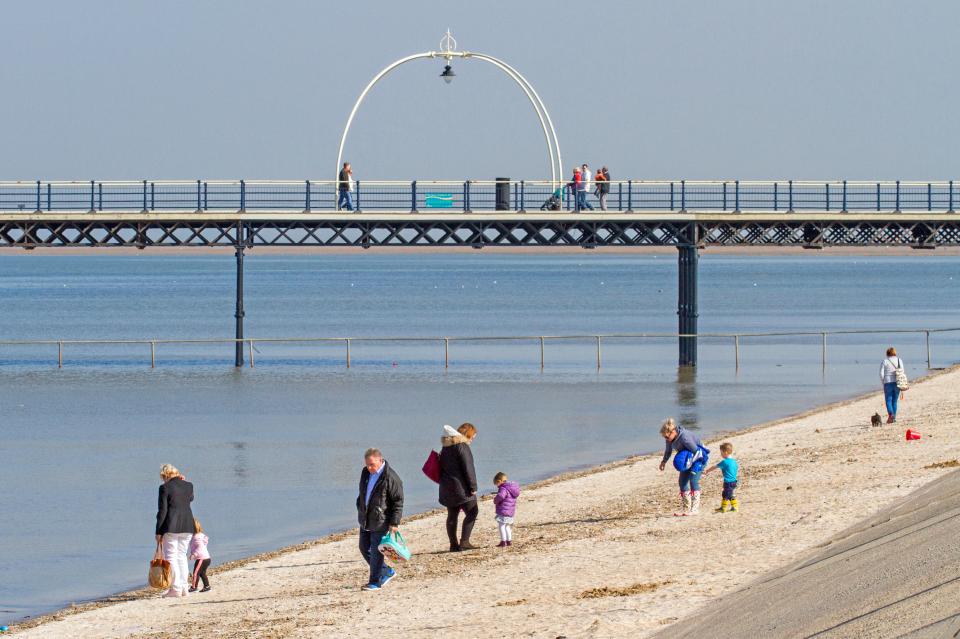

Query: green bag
377;530;412;564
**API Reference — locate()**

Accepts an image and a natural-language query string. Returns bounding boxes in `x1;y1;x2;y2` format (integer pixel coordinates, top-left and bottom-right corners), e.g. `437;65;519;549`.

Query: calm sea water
1;253;958;622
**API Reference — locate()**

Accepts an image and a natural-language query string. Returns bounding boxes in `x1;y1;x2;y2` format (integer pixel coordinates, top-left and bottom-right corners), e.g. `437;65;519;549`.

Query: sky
1;0;957;181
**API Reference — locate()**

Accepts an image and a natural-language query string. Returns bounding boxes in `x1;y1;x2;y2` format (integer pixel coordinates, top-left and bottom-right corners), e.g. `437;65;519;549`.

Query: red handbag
422;450;441;484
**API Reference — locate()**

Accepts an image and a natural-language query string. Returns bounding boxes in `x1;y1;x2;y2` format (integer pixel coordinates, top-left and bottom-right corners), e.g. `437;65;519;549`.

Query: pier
2;178;958;367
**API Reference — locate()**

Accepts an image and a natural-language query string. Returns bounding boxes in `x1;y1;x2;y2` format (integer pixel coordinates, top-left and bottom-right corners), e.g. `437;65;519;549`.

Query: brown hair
493;472;508;484
720;442;733;454
886;347;897;357
457;422;477;439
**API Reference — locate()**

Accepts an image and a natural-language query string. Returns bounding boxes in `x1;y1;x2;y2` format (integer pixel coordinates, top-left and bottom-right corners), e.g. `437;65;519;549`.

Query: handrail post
723;181;728;211
670;181;675;211
150;341;156;368
346;338;351;368
98;182;103;211
618;181;623;211
821;332;827;369
773;181;778;211
788;180;794;212
203;181;208;210
627;180;633;212
734;335;740;370
89;180;95;212
464;181;470;212
876;182;881;211
411;180;418;212
842;180;847;212
825;182;830;211
895;180;900;212
142;179;148;212
150;181;155;211
444;338;449;368
249;340;255;368
197;179;202;211
734;180;740;212
926;331;931;368
305;180;311;212
540;336;545;369
680;180;685;212
35;180;41;212
58;341;62;368
520;180;526;211
596;335;602;369
928;182;932;211
355;180;361;212
949;180;955;213
240;179;246;212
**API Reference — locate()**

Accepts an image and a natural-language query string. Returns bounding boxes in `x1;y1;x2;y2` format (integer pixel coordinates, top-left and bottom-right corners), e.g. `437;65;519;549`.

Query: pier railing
1;180;958;213
2;327;956;370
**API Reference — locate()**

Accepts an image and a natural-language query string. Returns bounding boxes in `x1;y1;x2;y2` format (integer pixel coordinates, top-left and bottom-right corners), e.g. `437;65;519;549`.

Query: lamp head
440;64;455;84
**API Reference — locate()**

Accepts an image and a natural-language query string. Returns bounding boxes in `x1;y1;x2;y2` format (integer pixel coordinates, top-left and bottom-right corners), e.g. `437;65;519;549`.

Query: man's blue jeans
338;190;353;211
576;190;593;210
359;529;390;585
679;468;703;492
884;382;900;417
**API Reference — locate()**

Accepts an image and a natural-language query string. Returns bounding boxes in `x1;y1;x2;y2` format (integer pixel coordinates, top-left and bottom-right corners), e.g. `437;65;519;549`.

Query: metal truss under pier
0;211;958;248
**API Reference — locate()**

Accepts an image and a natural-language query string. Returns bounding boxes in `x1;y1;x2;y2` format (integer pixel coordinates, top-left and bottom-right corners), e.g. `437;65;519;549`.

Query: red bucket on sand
906;429;922;441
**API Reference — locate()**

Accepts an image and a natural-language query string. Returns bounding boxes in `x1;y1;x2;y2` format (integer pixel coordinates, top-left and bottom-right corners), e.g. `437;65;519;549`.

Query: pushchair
540;188;562;211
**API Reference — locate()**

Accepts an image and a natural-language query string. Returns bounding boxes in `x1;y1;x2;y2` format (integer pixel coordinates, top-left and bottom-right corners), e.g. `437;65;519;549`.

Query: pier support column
677;243;699;367
234;243;245;368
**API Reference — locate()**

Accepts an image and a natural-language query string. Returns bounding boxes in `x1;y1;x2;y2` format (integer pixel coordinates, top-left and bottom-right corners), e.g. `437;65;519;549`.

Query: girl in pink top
188;518;212;592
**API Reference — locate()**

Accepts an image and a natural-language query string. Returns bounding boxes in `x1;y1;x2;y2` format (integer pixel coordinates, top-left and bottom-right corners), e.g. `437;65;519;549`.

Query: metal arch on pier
334;52;563;186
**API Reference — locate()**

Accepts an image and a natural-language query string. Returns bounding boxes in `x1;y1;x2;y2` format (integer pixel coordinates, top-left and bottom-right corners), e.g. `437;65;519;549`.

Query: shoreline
13;363;960;635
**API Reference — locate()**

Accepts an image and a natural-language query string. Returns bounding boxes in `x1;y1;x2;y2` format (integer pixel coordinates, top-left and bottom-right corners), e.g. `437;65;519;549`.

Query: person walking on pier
439;423;479;551
594;166;610;211
880;347;907;423
155;464;196;598
569;166;582;211
338;162;354;211
578;164;594;211
356;448;404;591
658;418;707;516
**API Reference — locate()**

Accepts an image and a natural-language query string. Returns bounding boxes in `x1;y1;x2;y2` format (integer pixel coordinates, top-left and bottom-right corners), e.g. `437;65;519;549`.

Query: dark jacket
338;168;351;192
356;460;404;532
156;477;196;536
438;434;477;508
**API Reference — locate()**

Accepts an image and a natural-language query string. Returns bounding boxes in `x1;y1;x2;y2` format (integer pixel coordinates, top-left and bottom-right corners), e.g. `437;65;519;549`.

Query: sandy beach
13;366;960;638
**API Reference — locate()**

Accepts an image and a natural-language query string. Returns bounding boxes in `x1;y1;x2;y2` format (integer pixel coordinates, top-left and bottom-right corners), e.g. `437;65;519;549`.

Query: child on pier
188;518;212;592
493;472;521;547
705;442;740;512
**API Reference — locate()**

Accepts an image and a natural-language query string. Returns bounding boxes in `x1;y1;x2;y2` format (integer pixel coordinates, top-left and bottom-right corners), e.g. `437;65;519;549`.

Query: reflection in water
675;366;699;431
231;441;249;485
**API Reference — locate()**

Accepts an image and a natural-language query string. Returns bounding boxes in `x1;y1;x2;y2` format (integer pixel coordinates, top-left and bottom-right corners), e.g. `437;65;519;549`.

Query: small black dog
871;412;883;427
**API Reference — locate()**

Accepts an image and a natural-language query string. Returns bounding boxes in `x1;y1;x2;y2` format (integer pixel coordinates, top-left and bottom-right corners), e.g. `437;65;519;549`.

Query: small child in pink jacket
188;518;212;592
493;472;521;548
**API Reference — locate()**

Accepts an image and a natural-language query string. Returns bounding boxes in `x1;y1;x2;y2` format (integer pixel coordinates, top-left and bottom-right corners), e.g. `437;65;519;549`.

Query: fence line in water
0;327;956;370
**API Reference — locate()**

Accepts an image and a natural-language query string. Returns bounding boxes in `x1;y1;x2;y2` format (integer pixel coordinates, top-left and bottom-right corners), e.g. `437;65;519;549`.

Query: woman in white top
879;346;905;423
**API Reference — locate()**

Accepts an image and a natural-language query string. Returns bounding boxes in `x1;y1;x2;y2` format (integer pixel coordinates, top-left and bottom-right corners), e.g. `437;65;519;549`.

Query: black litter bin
495;177;511;210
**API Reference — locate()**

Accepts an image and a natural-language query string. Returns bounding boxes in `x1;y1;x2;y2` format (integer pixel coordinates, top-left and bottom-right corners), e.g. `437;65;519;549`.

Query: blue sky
1;0;957;181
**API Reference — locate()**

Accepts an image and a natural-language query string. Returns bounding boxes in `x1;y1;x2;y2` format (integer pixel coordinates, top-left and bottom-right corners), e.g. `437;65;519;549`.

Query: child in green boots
705;442;739;512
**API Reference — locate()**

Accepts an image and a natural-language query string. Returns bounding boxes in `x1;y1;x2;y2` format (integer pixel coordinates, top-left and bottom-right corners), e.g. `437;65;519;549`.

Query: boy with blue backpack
658;418;710;516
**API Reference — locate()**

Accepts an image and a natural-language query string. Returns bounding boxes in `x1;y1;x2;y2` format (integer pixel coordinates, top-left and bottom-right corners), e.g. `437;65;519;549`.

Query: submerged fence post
58;341;62;368
540;336;545;369
821;332;827;369
346;338;351;368
444;338;449;368
596;336;602;369
926;331;931;368
151;341;156;368
734;335;740;370
234;240;245;368
249;340;255;368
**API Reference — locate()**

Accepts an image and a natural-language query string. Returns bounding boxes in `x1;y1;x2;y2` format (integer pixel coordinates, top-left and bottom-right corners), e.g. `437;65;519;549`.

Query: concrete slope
656;468;960;639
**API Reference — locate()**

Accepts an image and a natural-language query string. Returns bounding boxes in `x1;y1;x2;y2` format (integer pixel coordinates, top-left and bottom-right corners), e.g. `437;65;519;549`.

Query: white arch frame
335;50;562;188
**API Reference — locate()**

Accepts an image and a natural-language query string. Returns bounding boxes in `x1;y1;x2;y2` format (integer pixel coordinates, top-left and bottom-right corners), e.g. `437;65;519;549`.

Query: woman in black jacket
438;423;479;551
155;463;196;597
